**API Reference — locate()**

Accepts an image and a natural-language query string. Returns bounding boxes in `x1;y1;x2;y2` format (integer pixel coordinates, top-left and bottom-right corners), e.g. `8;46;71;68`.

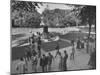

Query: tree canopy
79;6;96;25
72;5;96;25
11;0;42;27
11;1;96;28
42;8;81;27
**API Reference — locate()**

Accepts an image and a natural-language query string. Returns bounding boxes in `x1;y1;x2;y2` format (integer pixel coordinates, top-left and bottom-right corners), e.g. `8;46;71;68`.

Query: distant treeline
11;1;96;28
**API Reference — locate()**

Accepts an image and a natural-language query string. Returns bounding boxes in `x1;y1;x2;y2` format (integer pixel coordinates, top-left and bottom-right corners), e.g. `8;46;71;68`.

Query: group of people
24;33;75;72
40;53;53;72
40;50;68;72
16;32;42;73
15;31;70;73
71;38;96;69
15;31;95;74
16;45;69;73
77;39;85;49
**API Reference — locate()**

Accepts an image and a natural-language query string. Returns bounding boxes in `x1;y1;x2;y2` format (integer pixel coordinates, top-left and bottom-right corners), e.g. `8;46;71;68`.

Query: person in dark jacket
77;39;81;49
81;40;84;49
47;53;54;71
37;37;42;57
62;51;68;71
59;52;63;71
40;54;47;72
37;44;41;57
45;55;49;72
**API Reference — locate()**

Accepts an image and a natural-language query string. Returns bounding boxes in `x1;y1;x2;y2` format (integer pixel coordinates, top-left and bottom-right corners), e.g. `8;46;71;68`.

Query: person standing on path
37;36;42;57
62;51;68;71
55;43;60;58
70;46;75;60
31;55;38;72
40;54;47;72
47;53;54;71
59;52;63;71
77;39;81;49
28;36;33;50
45;55;49;72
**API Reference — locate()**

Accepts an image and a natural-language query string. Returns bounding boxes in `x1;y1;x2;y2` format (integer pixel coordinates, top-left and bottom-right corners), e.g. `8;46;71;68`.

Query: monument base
41;32;60;43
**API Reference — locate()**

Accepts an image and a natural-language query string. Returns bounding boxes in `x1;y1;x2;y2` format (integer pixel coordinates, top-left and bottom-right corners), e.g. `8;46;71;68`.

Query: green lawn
12;33;26;41
59;31;88;41
12;39;71;60
11;31;94;61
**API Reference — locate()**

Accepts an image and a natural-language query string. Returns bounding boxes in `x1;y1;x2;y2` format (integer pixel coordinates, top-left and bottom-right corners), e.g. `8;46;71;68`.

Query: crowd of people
15;31;96;74
15;32;70;73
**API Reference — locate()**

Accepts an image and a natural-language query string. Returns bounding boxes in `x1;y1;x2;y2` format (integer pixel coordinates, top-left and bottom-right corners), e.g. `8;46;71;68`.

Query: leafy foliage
79;6;96;25
72;5;96;25
42;8;81;27
11;0;42;27
11;0;42;12
11;1;96;28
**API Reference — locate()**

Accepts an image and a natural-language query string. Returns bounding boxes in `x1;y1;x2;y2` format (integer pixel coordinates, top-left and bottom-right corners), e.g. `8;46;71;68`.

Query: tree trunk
87;21;92;53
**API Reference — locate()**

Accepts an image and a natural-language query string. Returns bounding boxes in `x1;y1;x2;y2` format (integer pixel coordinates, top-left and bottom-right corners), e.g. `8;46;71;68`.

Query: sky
36;3;73;14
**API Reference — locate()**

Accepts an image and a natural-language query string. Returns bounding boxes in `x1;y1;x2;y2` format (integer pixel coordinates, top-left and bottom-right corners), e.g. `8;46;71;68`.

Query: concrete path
11;45;90;74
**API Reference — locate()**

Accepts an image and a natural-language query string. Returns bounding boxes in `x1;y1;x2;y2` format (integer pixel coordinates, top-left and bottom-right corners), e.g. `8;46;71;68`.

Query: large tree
42;8;80;27
72;5;96;53
11;0;42;12
11;0;42;27
81;6;96;53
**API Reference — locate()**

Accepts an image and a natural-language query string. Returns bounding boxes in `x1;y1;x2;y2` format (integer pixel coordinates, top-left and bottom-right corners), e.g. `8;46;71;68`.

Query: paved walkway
11;45;91;74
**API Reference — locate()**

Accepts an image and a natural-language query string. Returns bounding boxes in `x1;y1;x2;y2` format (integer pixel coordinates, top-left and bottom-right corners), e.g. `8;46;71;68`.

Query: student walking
55;43;60;58
40;54;47;72
45;55;49;72
59;52;63;71
37;37;42;57
62;51;68;71
77;39;81;49
47;53;54;71
70;47;75;60
28;36;33;50
37;44;41;57
31;55;38;72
